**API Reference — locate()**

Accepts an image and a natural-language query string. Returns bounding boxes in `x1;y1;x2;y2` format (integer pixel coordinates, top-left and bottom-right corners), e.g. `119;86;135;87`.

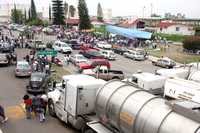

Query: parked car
82;66;124;80
69;54;88;66
52;40;72;54
100;50;116;60
152;57;176;68
0;42;14;53
80;49;104;59
0;53;9;65
113;47;128;55
15;61;32;77
123;50;145;61
78;59;111;72
68;39;82;50
96;41;112;49
26;72;50;94
29;40;46;50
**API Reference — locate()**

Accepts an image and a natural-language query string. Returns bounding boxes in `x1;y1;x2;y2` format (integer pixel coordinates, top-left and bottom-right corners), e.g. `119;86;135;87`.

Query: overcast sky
1;0;200;18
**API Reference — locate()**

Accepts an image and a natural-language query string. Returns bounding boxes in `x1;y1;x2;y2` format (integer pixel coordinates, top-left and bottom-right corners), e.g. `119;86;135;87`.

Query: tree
97;3;103;21
69;5;76;18
151;13;161;18
11;4;23;24
52;0;65;25
49;5;52;21
78;0;91;30
30;0;37;20
24;9;27;22
64;2;68;18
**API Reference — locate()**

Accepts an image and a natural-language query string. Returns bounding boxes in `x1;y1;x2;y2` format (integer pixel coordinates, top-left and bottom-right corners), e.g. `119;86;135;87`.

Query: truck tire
112;76;120;80
84;129;95;133
48;99;56;117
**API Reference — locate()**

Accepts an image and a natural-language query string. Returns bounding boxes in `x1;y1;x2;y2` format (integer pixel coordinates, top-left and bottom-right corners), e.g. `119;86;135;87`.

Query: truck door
99;68;108;80
54;81;67;119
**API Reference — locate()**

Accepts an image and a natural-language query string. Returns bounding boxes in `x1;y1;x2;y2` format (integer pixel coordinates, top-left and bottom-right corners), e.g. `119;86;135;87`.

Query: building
117;18;145;29
157;20;195;35
0;3;30;22
103;8;112;21
140;17;200;27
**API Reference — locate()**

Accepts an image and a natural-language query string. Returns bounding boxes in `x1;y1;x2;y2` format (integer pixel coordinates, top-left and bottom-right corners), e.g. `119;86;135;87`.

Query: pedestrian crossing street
5;103;26;120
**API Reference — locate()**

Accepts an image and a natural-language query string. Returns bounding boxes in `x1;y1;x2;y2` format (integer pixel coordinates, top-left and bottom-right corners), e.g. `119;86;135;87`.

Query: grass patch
148;47;200;64
154;33;189;42
50;64;71;82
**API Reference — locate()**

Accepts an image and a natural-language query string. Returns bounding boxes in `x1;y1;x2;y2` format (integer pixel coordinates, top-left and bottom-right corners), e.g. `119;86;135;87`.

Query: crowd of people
23;94;48;122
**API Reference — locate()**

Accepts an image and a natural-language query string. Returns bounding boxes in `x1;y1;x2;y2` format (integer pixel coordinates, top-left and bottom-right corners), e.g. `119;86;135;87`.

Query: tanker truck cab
47;74;106;130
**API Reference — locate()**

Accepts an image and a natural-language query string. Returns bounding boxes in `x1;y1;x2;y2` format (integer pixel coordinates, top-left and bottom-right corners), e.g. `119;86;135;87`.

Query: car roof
17;60;29;65
31;72;46;77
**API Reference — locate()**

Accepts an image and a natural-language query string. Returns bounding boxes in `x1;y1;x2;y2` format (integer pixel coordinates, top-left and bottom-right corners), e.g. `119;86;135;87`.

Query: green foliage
195;27;200;36
183;36;200;51
30;0;37;20
69;5;76;17
94;25;106;33
64;2;68;17
52;0;65;25
154;33;188;42
97;3;103;21
49;5;52;21
11;5;24;24
78;0;91;30
27;18;44;26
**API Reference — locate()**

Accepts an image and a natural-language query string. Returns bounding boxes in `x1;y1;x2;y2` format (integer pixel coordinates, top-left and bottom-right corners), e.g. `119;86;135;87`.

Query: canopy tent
106;25;152;39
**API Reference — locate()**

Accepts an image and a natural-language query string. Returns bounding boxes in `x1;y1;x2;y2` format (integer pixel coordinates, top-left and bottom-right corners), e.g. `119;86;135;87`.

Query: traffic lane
0;48;76;133
111;55;161;77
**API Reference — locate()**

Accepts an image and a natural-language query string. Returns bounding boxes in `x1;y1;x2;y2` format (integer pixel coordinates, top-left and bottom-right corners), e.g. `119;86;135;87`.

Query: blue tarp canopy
106;25;152;39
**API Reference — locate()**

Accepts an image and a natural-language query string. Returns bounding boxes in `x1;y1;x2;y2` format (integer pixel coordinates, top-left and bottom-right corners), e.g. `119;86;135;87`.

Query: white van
123;50;145;61
100;50;116;60
52;40;72;54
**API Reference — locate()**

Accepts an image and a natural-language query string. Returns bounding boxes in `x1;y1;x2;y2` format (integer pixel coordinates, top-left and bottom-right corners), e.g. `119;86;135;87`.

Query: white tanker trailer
48;75;200;133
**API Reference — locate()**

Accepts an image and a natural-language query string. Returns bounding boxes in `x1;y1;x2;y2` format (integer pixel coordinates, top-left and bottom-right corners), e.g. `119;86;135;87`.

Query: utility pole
142;6;146;18
150;3;153;17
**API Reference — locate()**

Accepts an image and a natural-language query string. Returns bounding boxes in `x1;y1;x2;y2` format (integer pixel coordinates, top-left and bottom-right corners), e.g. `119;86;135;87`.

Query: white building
157;21;195;36
0;3;30;22
103;8;112;21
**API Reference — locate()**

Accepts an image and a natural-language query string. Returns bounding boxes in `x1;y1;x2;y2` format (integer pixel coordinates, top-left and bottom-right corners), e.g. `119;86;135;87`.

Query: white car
100;50;116;60
69;54;88;65
96;42;112;49
52;41;72;54
15;61;32;77
123;50;145;61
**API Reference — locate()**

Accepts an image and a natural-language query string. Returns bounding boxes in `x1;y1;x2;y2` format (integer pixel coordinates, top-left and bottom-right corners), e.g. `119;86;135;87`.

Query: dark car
27;72;50;94
113;47;128;55
80;49;104;59
69;39;82;50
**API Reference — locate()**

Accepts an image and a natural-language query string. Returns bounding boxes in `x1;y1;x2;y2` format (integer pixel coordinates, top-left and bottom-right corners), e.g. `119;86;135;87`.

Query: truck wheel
48;99;56;117
112;77;120;80
84;129;96;133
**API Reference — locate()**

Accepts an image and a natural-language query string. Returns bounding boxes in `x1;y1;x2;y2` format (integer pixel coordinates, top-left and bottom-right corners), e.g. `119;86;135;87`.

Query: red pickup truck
78;59;111;72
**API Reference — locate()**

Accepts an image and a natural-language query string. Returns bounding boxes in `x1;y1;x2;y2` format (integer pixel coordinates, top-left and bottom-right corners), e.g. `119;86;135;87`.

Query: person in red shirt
23;95;32;119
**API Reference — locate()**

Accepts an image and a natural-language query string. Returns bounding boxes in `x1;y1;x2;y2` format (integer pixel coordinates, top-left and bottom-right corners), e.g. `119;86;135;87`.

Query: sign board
37;50;57;56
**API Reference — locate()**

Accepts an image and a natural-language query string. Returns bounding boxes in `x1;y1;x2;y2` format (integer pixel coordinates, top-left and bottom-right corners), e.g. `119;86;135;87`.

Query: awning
106;25;152;39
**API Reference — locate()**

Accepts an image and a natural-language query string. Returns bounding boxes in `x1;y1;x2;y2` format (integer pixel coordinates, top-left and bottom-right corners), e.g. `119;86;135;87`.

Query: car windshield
17;63;29;69
77;55;86;60
62;44;70;47
89;51;101;56
31;75;43;82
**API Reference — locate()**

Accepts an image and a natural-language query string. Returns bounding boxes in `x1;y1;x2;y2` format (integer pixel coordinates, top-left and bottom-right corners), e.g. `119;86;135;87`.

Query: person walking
23;94;32;119
0;105;8;123
40;95;48;117
64;54;70;66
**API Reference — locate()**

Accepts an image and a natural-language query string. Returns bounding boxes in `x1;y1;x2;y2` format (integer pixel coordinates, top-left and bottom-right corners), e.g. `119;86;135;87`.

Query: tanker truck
48;74;200;133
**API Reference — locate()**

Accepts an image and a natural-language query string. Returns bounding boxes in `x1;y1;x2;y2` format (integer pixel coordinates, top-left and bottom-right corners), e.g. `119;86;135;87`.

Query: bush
183;36;200;52
27;18;44;26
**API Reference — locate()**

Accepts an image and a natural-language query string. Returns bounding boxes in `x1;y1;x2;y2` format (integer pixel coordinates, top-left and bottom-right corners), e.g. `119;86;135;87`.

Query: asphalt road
0;49;76;133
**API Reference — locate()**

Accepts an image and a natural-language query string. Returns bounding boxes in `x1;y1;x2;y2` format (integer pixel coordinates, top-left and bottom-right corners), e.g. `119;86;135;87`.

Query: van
52;41;72;54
